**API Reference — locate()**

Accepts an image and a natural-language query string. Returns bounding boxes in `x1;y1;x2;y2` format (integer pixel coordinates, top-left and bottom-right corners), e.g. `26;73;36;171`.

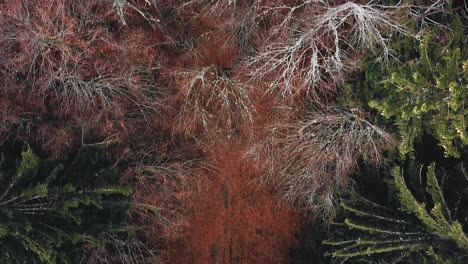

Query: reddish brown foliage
0;0;165;156
1;0;401;262
162;142;303;263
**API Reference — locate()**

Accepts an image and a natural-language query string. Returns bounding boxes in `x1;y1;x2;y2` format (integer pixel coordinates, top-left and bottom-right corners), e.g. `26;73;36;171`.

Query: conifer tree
365;16;467;158
324;164;468;263
0;145;131;263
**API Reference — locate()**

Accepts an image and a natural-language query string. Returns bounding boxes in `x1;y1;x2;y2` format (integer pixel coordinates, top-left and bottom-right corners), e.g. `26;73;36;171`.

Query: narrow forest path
162;141;303;263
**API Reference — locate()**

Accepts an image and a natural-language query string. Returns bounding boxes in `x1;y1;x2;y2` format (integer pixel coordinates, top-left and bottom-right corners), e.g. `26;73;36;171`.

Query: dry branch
174;65;254;139
250;108;395;218
126;158;210;242
248;1;412;100
0;0;163;115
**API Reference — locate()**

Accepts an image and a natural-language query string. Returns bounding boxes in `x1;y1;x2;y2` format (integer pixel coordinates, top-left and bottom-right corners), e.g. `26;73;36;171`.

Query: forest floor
162;141;304;263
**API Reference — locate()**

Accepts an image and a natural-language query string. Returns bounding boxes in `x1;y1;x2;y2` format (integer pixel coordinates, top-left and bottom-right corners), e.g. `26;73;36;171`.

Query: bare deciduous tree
249;108;395;219
248;1;411;100
174;65;254;139
125;156;211;242
53;67;163;116
110;0;158;28
0;1;163;115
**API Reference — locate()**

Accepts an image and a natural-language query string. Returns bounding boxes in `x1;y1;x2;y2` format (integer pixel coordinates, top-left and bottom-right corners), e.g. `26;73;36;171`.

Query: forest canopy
0;0;467;263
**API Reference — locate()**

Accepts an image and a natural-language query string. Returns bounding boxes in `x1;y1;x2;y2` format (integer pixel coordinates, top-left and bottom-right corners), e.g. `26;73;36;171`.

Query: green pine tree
0;145;131;263
324;164;468;263
365;16;468;158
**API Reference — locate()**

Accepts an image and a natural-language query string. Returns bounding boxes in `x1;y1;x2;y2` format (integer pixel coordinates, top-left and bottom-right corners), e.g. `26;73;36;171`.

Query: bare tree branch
173;65;254;139
249;108;396;219
248;1;412;100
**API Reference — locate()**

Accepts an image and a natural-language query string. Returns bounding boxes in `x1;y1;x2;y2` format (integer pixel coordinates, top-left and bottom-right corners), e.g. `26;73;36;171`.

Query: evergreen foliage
0;144;130;263
324;164;468;263
361;16;467;158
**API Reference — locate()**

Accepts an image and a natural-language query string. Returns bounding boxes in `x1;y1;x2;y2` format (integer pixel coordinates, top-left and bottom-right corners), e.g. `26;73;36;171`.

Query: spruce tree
0;144;131;263
324;164;468;263
365;16;467;158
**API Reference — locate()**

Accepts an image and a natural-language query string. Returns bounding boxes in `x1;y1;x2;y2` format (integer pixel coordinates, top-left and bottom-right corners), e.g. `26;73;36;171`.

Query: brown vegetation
162;142;303;263
172;65;254;140
0;0;415;262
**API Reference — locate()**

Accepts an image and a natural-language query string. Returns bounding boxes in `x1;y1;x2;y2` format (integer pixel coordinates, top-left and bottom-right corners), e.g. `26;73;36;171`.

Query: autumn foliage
1;0;449;263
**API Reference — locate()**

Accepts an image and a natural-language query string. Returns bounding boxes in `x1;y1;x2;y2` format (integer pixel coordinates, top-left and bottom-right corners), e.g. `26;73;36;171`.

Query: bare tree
248;1;411;101
249;108;395;219
109;0;158;27
109;0;203;50
123;154;212;242
0;1;163;115
178;0;241;15
52;67;163;116
173;65;254;139
0;0;102;104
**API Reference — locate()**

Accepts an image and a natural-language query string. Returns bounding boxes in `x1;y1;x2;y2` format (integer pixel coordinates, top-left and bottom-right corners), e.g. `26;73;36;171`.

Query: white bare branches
0;0;84;84
252;108;395;218
249;2;411;99
174;65;254;138
110;0;160;29
52;67;163;115
179;0;241;16
0;1;164;115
